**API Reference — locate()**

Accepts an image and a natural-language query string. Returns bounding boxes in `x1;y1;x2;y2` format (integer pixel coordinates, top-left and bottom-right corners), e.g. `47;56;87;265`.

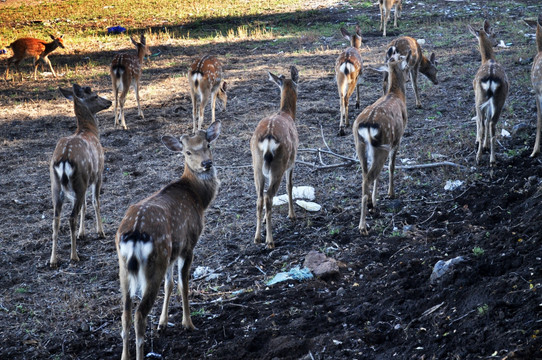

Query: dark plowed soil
1;1;542;359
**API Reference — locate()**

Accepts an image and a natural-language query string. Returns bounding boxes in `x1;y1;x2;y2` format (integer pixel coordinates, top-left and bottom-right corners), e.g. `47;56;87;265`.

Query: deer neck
44;41;59;57
137;46;147;64
179;165;220;210
74;102;100;138
387;67;407;102
280;90;297;120
478;35;495;63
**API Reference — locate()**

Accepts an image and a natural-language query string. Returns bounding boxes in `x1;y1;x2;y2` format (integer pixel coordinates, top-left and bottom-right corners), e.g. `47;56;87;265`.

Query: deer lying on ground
353;52;411;235
335;26;363;136
468;20;509;165
4;35;65;80
379;0;402;37
531;14;542;157
110;34;150;130
384;36;438;108
251;66;299;249
116;121;221;360
188;55;228;134
50;84;111;268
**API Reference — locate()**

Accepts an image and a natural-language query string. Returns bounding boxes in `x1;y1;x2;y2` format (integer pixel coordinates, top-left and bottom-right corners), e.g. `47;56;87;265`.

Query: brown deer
50;84;111;268
531;14;542;157
4;35;65;80
335;26;363;136
384;36;438;108
116;121;221;360
188;55;227;134
468;20;509;165
379;0;402;37
353;52;411;235
110;34;150;130
251;66;299;249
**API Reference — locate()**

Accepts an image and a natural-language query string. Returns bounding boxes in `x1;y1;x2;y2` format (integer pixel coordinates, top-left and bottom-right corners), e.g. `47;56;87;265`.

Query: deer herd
2;8;542;359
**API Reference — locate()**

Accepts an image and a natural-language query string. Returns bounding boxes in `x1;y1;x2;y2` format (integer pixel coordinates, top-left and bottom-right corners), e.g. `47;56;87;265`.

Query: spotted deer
335;26;363;136
50;84;111;268
379;0;402;37
468;20;509;165
110;34;150;130
4;35;65;80
251;66;299;249
116;121;221;360
531;14;542;157
353;52;411;235
384;36;438;108
188;55;227;134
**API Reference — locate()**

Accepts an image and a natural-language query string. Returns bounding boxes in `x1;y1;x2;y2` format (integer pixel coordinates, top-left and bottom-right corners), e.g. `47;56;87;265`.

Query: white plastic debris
497;40;509;48
273;186;315;205
501;128;511;137
193;266;221;280
295;200;321;212
444;180;463;191
416;38;426;45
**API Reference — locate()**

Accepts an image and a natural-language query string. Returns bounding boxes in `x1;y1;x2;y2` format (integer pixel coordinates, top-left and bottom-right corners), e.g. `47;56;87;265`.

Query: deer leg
359;176;370;236
379;5;384;31
134;271;162;360
338;78;346;136
119;258;133;360
4;58;12;80
286;168;296;220
475;102;484;164
51;189;63;268
489;120;497;166
254;169;265;244
78;196;86;239
394;3;399;27
179;252;195;330
158;265;174;333
69;197;84;262
411;70;422;109
91;183;105;237
531;95;542;157
355;82;361;109
383;9;389;36
134;81;144;119
264;175;282;249
211;90;217;124
388;146;398;198
32;58;39;80
119;86;129;130
44;56;57;78
198;93;210;131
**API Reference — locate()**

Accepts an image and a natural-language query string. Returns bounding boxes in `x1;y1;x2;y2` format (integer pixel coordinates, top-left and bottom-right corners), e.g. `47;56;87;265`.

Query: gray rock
430;256;465;284
304;250;340;280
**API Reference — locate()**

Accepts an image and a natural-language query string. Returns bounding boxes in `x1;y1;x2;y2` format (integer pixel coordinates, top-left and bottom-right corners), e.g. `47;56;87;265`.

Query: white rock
296;200;321;212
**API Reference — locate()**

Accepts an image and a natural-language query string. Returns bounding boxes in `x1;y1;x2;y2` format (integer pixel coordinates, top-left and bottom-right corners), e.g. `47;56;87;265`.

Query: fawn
188;55;228;134
116;122;221;360
251;66;299;249
468;20;509;165
50;84;111;268
335;26;363;136
4;35;65;80
353;52;411;235
110;34;151;130
384;36;438;108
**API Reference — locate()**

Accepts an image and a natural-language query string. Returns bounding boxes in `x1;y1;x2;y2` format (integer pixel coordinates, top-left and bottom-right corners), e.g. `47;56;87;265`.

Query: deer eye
207;144;211;149
186;151;192;156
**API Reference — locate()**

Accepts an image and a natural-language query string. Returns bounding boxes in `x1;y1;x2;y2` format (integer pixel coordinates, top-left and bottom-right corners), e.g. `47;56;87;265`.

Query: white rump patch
358;127;379;168
340;62;355;75
54;161;73;181
258;137;279;178
120;239;154;298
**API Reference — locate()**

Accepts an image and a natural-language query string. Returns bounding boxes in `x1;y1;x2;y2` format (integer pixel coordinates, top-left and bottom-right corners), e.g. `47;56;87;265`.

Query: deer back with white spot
49;84;111;268
116;121;221;360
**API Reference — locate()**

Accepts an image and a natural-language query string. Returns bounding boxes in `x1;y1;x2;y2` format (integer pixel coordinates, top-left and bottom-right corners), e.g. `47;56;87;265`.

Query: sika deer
531;14;542;157
50;84;111;268
468;20;509;165
335;26;363;136
353;52;411;235
110;34;150;130
379;0;402;37
188;55;227;134
116;121;221;360
251;66;299;249
384;36;438;108
4;35;65;80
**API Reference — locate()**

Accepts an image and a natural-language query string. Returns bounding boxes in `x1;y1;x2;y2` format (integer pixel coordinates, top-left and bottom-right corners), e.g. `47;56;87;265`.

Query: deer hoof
338;127;346;137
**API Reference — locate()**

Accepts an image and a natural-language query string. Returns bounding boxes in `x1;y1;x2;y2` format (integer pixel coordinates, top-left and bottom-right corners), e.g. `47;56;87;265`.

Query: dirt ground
1;0;542;359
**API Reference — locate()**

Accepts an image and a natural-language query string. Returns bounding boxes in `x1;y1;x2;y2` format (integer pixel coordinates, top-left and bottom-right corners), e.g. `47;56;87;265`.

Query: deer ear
430;52;436;64
50;35;55;40
59;87;74;101
140;34;146;45
206;121;222;143
161;135;183;152
131;37;138;46
538;14;542;27
340;27;351;41
483;20;491;34
221;81;227;92
355;25;362;37
467;24;479;38
290;66;299;84
73;83;85;98
268;71;283;88
371;64;389;73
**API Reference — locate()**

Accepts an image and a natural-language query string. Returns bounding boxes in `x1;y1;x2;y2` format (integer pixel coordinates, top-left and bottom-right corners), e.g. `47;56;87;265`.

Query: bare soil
1;1;542;359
